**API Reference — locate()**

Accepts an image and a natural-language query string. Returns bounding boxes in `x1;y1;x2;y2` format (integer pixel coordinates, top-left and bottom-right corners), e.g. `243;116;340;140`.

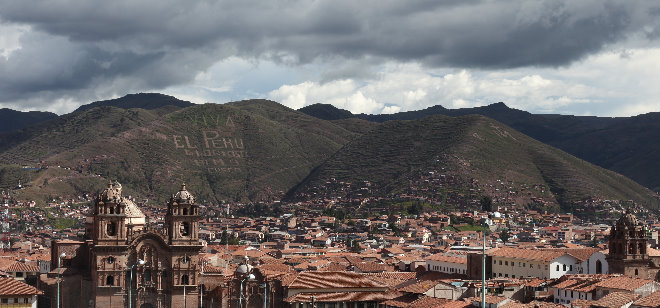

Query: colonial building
607;210;660;280
46;181;204;308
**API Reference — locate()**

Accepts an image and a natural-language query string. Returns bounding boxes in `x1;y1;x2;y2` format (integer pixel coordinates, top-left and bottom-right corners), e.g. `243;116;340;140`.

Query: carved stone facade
48;182;203;308
607;210;660;280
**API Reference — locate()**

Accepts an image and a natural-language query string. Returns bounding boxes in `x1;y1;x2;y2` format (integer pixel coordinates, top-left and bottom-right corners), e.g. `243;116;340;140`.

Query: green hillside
0;101;356;205
289;114;660;213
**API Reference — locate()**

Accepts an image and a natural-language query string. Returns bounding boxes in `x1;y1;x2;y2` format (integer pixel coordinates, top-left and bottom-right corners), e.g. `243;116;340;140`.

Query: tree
499;228;510;244
480;196;493;212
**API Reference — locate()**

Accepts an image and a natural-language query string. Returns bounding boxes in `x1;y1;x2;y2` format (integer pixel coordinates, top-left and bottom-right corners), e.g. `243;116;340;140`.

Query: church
45;181;204;308
607;209;660;280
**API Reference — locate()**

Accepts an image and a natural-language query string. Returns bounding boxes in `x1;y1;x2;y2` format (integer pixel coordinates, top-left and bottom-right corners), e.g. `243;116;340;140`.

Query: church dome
123;198;146;226
171;183;195;204
617;209;639;227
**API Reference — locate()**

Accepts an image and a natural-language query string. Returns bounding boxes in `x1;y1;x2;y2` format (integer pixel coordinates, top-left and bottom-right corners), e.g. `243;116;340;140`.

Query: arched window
144;269;152;282
107;222;116;236
180;222;190;236
635;269;639;276
181;275;189;285
183;208;188;215
109;207;114;214
106;275;115;286
596;260;602;274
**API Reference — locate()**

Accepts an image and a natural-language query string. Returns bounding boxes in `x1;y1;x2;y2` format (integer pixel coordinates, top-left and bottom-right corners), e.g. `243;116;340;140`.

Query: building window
1;299;6;304
180;222;190;236
107;222;116;236
181;274;189;285
530;264;533;268
15;272;23;277
499;260;502;265
106;275;115;286
505;261;508;266
635;269;639;276
556;265;559;271
107;256;115;264
569;265;573;272
144;269;152;282
494;260;496;264
563;264;566;271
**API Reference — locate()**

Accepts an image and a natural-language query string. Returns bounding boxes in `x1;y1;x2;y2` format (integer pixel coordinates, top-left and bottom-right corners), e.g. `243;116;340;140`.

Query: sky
1;0;660;117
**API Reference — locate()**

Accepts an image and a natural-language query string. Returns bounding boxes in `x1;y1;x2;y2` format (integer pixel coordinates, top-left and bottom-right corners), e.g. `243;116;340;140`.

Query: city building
45;181;203;308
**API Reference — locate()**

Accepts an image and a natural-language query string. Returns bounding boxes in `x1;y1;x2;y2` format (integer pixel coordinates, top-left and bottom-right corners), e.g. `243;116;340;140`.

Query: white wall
549;255;579;279
584;251;608;274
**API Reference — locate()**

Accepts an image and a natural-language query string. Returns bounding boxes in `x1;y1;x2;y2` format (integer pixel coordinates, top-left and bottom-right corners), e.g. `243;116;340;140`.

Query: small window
106;275;114;286
183;208;188;215
569;265;573;272
181;274;189;285
530;264;533;268
107;222;116;236
107;257;115;264
1;299;7;303
556;265;560;271
180;222;190;236
15;272;23;278
563;264;566;271
144;269;152;282
182;256;190;264
505;261;508;266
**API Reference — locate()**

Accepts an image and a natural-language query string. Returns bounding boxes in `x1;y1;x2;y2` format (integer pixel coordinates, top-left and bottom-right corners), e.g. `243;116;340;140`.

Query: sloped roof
595;276;655;291
489;248;569;262
288;271;388;289
0;277;43;295
633;290;660;307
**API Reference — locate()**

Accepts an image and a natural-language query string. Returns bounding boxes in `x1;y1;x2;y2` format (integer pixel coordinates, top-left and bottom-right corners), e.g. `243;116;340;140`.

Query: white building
490;248;584;279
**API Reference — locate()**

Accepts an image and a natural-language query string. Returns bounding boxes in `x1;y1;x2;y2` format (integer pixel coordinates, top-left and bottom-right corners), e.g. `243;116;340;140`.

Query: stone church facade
47;182;203;308
607;209;660;280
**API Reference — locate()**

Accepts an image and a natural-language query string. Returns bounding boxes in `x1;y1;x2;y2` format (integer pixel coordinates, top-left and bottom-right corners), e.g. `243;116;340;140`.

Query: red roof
0;277;43;296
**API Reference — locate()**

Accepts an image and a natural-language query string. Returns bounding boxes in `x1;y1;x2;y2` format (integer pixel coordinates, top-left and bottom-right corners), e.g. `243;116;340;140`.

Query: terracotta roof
595;276;655;291
4;262;39;273
284;291;399;303
407;296;452;308
501;300;563;308
591;291;639;308
633;290;660;307
425;253;467;264
541;248;599;261
0;277;43;296
382;294;419;307
288;271;388;289
489;248;567;262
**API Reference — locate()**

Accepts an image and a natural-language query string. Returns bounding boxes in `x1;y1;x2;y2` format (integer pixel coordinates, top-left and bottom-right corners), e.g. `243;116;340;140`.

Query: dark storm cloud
0;0;657;110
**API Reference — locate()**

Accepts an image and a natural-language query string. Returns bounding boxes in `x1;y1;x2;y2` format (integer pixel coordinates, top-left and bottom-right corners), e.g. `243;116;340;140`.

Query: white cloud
265;47;660;116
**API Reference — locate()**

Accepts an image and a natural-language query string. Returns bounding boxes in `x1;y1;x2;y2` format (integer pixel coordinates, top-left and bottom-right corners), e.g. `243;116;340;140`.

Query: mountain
298;103;660;192
0;109;58;133
298;104;354;120
0;99;357;205
73;93;194;113
288;114;660;214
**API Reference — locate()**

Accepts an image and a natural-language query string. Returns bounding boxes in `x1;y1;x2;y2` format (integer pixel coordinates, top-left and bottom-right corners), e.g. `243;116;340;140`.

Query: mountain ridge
298;102;660;191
